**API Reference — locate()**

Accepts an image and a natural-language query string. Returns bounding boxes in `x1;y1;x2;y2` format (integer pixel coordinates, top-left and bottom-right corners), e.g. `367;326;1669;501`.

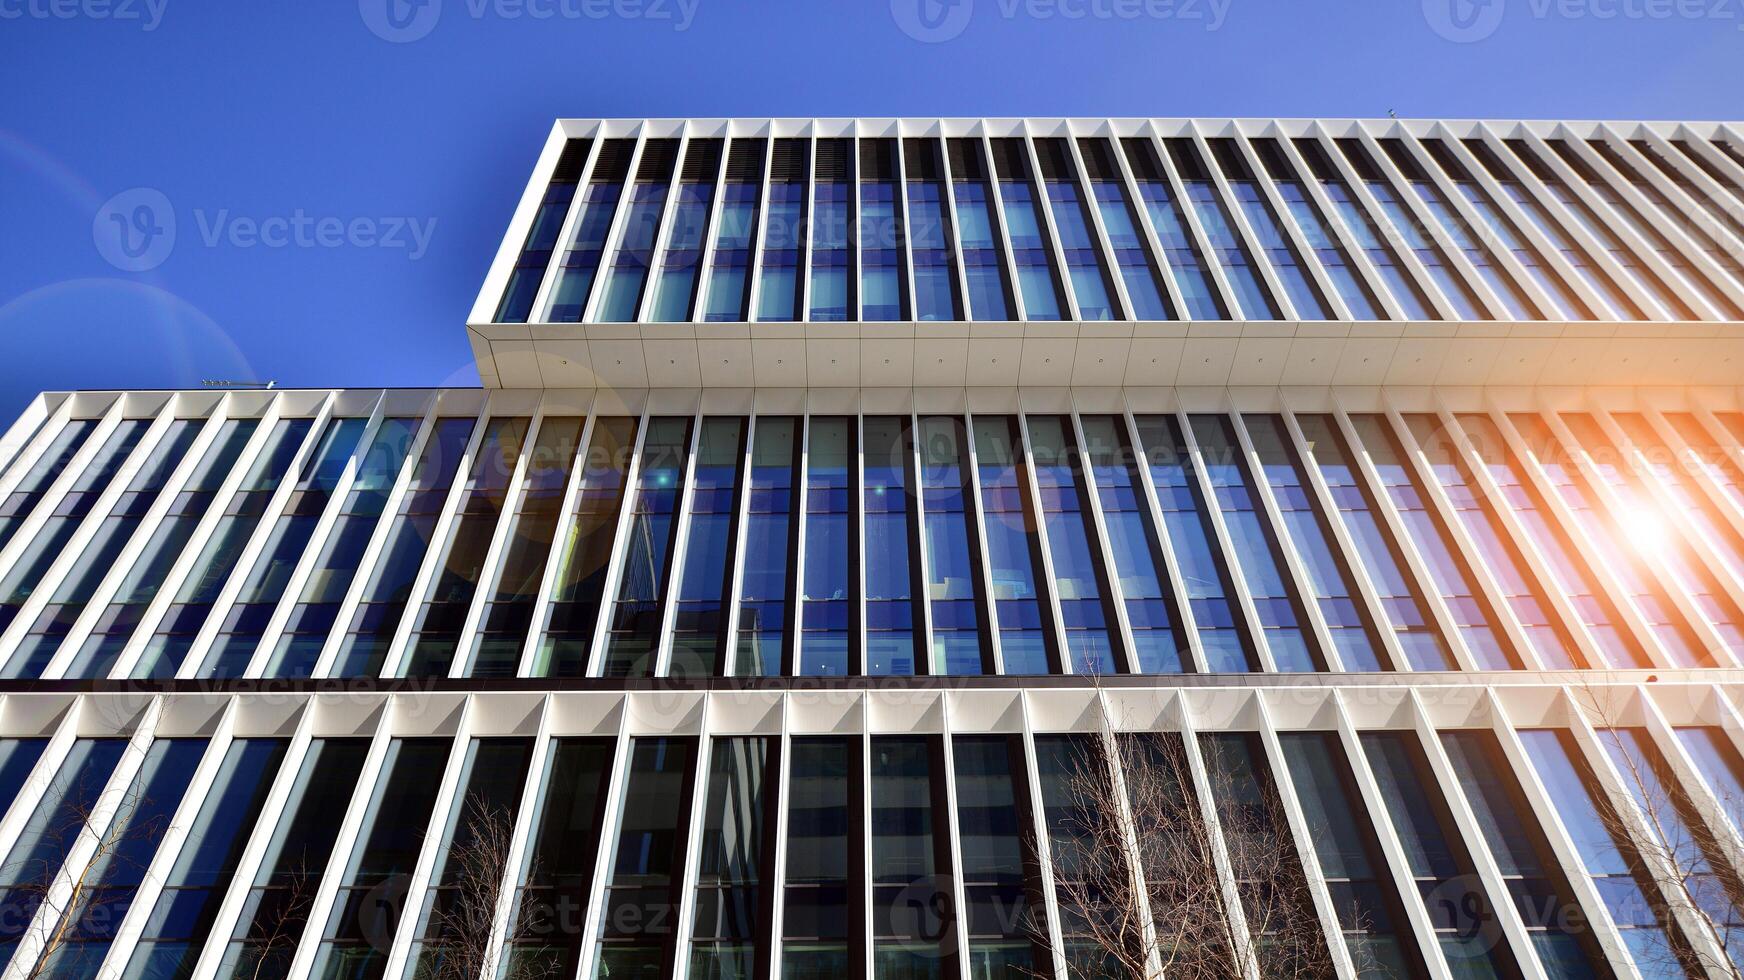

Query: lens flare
1623;506;1674;559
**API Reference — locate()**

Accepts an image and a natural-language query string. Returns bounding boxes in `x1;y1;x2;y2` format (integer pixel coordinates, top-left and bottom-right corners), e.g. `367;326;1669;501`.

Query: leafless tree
416;795;557;980
1574;685;1744;980
1033;709;1343;979
2;769;165;980
236;858;320;980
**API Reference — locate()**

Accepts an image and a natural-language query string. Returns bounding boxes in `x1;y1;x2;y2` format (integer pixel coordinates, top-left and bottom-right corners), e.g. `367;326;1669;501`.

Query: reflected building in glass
5;118;1744;979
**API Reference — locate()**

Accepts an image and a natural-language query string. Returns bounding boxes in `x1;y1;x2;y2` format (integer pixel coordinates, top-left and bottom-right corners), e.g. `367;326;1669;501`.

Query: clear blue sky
1;0;1739;419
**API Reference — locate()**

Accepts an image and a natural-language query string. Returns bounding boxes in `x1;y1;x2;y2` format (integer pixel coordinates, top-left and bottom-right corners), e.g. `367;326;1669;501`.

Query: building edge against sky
0;118;1743;979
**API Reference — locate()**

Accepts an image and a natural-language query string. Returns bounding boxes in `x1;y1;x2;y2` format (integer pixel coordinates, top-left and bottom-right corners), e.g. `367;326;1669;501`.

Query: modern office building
2;117;1744;979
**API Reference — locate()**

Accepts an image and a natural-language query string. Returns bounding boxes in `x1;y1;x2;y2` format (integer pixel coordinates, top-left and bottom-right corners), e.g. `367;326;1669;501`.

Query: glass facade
9;115;1744;980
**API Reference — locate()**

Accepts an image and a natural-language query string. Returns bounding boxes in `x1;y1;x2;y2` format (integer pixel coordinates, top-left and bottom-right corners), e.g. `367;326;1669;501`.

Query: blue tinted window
920;417;988;675
972;417;1051;675
737;418;798;676
601;417;692;677
669;418;745;678
1134;415;1256;672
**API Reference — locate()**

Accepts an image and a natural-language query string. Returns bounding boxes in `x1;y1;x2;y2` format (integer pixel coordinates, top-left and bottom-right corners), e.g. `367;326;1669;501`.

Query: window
872;738;955;977
1506;413;1703;667
4;418;201;679
220;738;369;979
688;737;776;980
860;139;909;321
1168;138;1280;319
1559;413;1744;663
0;418;149;638
64;419;259;678
649;139;722;322
1517;729;1693;979
919;417;990;676
0;739;128;968
546;139;633;323
1508;139;1689;319
1348;414;1519;671
948;139;1015;321
1464;139;1640;320
668;418;747;677
595;139;679;322
310;738;451;980
1453;413;1648;669
757;140;809;322
1191;414;1320;672
1250;138;1384;319
972;417;1052;675
1365;138;1535;320
1034;138;1121;320
24;739;205;980
1078;138;1172;320
496;139;588;323
1026;415;1121;674
1133;415;1257;672
331;418;476;677
132;417;317;679
197;417;370;678
601;417;692;677
952;736;1048;977
403;417;531;677
533;417;637;677
1209;138;1331;319
263;417;420;678
990;138;1067;321
810;139;854;322
501;739;615;976
904;139;962;322
0;417;99;552
123;739;288;980
1121;137;1226;319
702;140;766;322
782;738;862;978
467;417;585;677
800;417;855;676
1243;415;1387;671
1440;730;1610;977
1402;413;1580;670
1079;415;1184;673
1584;139;1744;313
864;417;923;676
1361;732;1525;975
1279;731;1427;977
735;418;799;677
404;739;534;976
1294;415;1454;671
1415;139;1590;320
